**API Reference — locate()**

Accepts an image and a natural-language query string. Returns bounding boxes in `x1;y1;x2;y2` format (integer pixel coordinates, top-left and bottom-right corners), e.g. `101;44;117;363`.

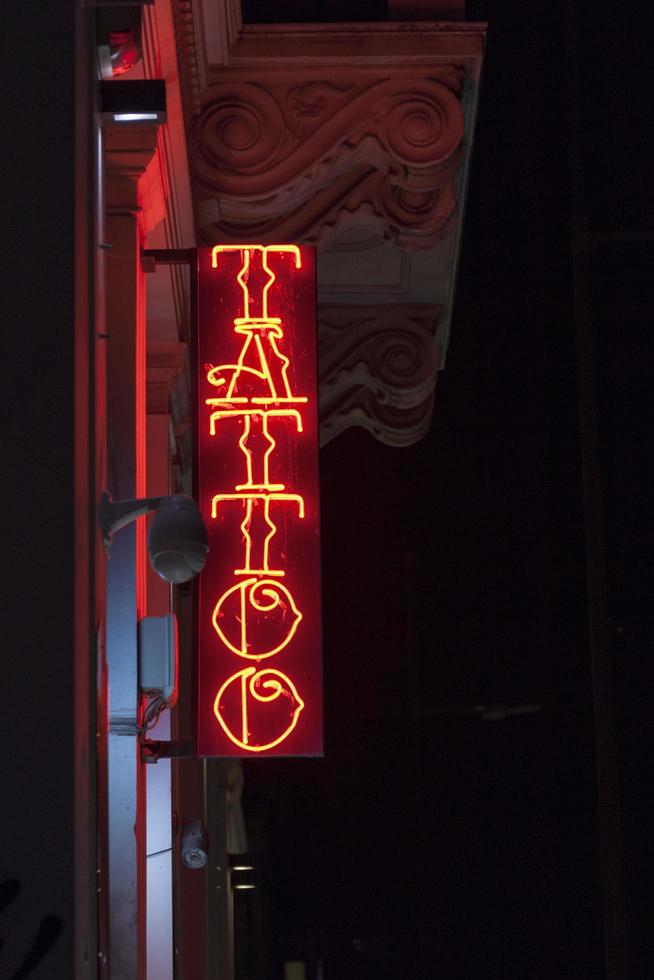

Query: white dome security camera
99;490;208;583
147;495;209;584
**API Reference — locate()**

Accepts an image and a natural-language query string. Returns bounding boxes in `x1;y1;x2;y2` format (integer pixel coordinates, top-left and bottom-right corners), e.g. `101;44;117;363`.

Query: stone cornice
138;0;196;353
218;20;485;72
141;1;196;250
172;4;486;447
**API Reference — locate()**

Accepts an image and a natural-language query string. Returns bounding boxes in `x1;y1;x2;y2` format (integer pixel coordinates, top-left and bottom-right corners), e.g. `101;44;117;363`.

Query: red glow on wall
196;245;322;756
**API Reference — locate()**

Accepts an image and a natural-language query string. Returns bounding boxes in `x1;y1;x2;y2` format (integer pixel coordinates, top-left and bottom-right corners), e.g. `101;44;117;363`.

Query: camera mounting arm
99;491;166;549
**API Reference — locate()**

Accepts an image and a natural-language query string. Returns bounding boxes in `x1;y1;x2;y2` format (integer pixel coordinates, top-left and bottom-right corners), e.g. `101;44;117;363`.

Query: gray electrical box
138;613;178;704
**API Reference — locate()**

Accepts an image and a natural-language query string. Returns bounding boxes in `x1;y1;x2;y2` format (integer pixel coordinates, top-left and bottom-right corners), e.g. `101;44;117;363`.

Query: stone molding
140;1;197;345
193;73;465;250
320;386;437;448
172;5;485;446
211;19;485;71
318;304;441;447
104;124;163;232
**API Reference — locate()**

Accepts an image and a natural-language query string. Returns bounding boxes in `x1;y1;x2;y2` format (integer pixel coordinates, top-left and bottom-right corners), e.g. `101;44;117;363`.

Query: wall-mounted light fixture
231;874;256;892
228;854;254;873
99;79;166;125
229;854;257;891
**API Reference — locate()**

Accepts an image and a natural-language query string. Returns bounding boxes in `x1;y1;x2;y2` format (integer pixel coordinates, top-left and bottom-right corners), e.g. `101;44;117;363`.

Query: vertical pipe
105;202;149;980
146;413;175;980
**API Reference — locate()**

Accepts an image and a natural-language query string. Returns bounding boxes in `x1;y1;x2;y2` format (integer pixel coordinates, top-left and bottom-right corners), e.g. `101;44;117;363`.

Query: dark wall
1;5;94;977
594;241;654;980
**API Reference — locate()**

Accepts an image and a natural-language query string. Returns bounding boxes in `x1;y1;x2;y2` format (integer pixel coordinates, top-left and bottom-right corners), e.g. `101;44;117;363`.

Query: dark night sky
241;2;654;978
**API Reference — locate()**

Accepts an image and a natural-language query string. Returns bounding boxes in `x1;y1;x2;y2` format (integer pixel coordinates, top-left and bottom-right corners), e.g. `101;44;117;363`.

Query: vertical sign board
196;245;322;756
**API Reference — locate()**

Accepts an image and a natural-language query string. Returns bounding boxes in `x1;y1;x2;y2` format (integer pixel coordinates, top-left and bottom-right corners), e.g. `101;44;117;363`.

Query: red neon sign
196;245;322;756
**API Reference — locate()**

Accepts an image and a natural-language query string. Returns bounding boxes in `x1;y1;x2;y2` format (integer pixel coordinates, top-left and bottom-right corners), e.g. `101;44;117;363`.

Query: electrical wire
139;695;168;733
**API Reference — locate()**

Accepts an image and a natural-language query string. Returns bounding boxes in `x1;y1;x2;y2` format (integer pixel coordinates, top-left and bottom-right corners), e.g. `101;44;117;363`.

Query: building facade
1;2;483;977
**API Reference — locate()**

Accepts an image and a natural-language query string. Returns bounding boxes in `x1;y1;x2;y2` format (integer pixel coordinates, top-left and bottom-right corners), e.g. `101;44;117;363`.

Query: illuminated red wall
196;245;322;756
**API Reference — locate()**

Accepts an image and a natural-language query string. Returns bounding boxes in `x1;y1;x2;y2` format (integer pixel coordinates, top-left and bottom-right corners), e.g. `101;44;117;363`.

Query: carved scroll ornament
193;76;465;250
318;305;442;447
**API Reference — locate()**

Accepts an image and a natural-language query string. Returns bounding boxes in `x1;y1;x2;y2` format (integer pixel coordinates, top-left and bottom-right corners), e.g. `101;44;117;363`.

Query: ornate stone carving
171;0;205;119
172;11;485;447
318;305;441;446
320;387;437;448
193;74;465;250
